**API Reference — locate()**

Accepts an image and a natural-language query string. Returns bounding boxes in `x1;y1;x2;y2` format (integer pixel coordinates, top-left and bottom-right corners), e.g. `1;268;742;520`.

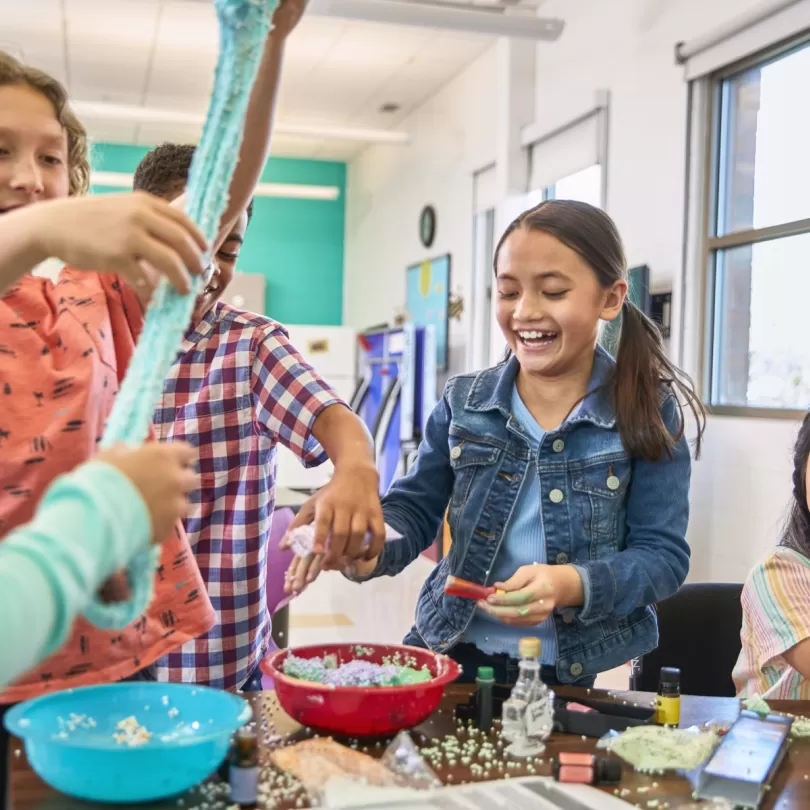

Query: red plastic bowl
260;643;460;737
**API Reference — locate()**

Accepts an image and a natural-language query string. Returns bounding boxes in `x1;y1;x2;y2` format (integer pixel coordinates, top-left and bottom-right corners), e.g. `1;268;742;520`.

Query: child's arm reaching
0;194;207;295
0;443;196;689
284;393;457;591
289;404;383;569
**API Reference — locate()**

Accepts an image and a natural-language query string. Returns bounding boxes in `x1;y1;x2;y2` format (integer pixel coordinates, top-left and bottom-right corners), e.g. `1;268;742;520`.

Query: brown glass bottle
228;726;259;808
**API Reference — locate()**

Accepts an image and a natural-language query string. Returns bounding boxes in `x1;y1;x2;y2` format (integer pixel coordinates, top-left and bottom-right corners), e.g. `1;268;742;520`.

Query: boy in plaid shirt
134;143;383;691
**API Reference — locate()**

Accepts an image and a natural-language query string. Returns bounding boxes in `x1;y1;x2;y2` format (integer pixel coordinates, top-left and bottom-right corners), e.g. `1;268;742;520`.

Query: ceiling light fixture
306;0;564;40
92;171;341;201
73;101;410;145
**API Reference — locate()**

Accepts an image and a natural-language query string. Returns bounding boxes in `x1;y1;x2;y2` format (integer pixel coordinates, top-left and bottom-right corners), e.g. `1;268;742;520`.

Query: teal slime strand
83;0;279;630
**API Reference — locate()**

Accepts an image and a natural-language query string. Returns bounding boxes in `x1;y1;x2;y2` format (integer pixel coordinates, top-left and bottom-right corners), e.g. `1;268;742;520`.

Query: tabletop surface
8;685;810;809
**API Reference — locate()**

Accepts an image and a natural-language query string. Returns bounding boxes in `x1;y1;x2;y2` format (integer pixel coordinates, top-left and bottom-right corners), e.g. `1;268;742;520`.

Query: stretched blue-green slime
83;0;279;629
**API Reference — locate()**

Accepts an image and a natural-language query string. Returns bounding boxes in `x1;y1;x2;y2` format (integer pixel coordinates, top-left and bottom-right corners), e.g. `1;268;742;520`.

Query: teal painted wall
90;143;345;325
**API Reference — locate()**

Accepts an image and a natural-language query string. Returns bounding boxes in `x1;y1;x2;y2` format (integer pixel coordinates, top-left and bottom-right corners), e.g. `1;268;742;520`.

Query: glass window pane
552;164;603;208
711;233;810;409
718;41;810;235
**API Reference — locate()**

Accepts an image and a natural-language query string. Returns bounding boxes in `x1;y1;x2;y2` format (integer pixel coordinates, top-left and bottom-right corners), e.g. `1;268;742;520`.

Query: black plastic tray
455;689;655;738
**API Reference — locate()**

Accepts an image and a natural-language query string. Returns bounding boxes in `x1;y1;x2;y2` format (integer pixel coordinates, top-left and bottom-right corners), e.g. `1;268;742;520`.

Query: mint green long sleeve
0;461;151;689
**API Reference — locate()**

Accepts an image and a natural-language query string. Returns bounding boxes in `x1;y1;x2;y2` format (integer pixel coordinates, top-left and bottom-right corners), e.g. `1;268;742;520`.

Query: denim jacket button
552;439;565;453
549;488;564;504
607;475;620;491
450;446;462;460
555;552;569;565
570;663;583;677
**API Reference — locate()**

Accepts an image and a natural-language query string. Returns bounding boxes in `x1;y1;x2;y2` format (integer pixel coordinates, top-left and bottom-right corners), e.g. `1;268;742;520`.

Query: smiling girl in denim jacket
294;200;706;687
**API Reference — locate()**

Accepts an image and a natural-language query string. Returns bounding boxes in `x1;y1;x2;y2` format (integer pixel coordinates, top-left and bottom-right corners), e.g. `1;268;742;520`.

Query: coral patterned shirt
0;269;215;704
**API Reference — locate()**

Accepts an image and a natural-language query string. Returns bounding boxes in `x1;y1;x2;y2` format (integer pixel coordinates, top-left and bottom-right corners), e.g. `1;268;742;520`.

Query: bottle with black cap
655;666;681;726
475;666;495;732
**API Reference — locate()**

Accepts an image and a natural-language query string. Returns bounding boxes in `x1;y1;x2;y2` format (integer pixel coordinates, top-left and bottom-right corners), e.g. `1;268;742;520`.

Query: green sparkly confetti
606;726;719;773
743;695;771;716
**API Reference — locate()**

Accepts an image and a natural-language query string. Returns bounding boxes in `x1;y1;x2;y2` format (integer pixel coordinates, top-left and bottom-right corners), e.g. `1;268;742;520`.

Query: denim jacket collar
464;343;617;430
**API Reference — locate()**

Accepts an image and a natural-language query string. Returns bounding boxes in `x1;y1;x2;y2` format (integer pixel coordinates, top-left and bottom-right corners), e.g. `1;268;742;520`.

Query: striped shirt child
734;547;810;700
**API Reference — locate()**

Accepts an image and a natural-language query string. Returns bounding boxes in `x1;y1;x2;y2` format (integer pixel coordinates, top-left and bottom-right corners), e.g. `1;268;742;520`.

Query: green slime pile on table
283;653;433;687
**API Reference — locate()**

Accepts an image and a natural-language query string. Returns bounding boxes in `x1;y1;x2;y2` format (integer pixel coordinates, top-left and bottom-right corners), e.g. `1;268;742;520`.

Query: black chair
630;583;744;697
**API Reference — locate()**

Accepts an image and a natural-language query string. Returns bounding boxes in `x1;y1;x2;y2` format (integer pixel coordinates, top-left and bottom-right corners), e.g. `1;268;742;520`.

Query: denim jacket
362;346;692;683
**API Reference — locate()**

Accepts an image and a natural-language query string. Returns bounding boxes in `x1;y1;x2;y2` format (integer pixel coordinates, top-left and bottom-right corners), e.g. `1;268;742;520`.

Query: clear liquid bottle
501;637;545;750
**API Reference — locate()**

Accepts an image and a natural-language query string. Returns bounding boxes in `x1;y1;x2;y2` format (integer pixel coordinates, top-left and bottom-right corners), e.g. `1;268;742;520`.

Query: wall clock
419;205;436;249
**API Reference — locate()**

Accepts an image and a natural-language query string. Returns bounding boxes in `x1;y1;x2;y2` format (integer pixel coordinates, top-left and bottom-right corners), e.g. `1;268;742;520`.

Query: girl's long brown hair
494;200;706;462
0;51;90;196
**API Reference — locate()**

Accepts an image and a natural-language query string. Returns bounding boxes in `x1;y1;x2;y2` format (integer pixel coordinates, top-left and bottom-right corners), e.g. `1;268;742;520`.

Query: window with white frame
470;165;497;372
526;106;607;209
703;35;810;413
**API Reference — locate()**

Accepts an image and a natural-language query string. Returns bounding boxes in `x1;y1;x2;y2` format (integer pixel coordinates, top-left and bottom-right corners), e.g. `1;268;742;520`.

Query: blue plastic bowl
4;682;252;803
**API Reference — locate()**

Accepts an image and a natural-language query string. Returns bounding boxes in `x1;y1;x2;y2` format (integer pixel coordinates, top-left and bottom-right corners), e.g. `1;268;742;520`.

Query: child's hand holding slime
281;523;400;594
476;563;585;627
444;576;505;601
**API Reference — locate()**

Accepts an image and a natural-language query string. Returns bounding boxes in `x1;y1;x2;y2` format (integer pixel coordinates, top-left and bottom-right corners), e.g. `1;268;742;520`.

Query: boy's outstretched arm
290;405;385;570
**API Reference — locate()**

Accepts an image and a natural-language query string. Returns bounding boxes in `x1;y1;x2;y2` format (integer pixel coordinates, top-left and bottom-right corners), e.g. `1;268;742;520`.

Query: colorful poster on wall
406;254;451;372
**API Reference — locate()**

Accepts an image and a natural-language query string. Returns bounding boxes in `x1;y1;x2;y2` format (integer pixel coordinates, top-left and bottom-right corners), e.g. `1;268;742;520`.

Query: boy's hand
271;0;307;38
476;564;584;627
282;463;384;570
34;194;207;296
283;550;379;595
97;442;198;544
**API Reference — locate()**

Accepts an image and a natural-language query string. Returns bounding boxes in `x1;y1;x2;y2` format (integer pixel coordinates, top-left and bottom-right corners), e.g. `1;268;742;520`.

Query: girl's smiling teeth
517;329;558;347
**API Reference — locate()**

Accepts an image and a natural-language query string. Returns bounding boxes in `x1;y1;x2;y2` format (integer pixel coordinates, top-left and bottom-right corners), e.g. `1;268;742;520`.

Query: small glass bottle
228;726;259;808
655;666;681;726
501;637;548;756
475;666;495;732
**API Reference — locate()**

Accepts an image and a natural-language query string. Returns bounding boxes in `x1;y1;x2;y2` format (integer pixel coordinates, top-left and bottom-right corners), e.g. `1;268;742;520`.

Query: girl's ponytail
614;299;705;462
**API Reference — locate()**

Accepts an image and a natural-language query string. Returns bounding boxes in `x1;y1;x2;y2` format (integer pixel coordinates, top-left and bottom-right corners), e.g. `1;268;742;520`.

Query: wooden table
8;686;810;809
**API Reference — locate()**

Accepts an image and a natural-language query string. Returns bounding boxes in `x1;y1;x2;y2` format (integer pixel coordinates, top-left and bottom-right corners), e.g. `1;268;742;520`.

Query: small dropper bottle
655;667;681;726
228;726;259;808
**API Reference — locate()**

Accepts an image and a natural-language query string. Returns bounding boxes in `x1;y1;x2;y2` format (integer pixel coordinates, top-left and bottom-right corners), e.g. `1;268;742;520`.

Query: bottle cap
659;667;681;687
519;637;541;659
596;757;622;784
477;666;495;682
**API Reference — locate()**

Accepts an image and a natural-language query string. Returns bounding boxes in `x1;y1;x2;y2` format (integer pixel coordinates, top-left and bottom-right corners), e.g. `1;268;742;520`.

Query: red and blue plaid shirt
152;302;341;689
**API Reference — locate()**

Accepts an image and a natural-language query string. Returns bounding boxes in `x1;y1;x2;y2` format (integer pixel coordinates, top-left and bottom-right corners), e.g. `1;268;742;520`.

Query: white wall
343;46;499;377
343;0;805;583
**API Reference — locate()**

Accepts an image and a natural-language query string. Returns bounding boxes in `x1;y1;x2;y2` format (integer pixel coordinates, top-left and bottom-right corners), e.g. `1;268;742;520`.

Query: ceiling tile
282;16;347;71
348;55;468;127
66;0;159;100
0;0;64;81
324;22;429;68
0;0;62;34
65;0;161;45
414;32;493;65
154;0;219;52
10;0;496;161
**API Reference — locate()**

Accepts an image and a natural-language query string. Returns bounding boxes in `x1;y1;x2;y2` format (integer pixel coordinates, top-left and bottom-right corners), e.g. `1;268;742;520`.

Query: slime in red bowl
261;643;460;737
